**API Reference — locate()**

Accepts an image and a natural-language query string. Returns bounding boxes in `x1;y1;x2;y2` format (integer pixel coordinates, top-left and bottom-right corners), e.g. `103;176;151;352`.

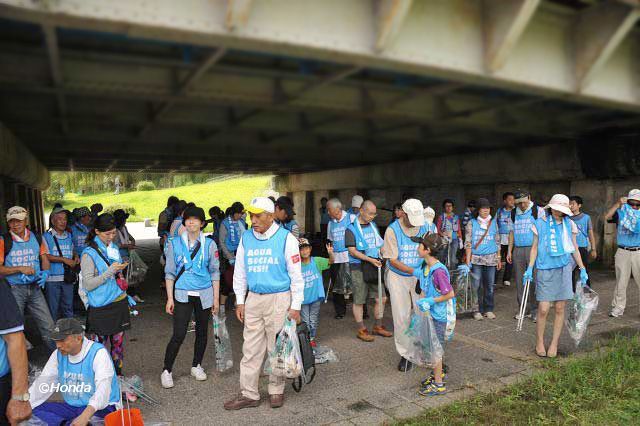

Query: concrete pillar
292;191;306;235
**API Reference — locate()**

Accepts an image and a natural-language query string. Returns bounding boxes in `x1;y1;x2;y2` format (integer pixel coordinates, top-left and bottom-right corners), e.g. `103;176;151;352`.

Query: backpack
511;204;539;223
292;322;316;392
3;232;43;257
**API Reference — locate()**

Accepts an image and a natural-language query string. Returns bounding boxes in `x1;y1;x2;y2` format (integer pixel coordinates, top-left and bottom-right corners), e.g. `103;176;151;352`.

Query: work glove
457;264;470;276
579;268;589;285
36;271;48;288
416;297;435;313
523;266;533;282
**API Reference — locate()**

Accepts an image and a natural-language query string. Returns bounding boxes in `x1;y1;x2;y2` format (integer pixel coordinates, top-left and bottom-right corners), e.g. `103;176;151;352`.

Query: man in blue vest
569;195;597;290
0;206;56;352
381;199;429;372
0;278;32;425
495;192;515;287
327;198;352;319
219;202;246;311
605;189;640;318
29;318;121;425
224;197;304;410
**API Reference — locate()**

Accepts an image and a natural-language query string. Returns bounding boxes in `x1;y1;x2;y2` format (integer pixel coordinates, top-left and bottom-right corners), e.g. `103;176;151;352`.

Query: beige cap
424;206;436;225
6;206;28;222
544;194;573;216
351;195;364;208
627;189;640;202
402;199;425;227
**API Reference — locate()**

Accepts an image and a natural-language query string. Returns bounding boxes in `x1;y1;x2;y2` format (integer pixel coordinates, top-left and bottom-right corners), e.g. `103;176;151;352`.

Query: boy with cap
29;318;121;425
381;199;430;371
0;206;56;352
605;189;640;317
569;196;596;290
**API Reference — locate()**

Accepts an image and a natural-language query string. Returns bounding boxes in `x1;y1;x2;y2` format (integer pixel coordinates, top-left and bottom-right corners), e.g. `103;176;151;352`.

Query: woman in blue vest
463;198;502;321
80;214;130;376
71;206;92;256
219;202;245;311
169;200;188;237
275;196;300;238
161;206;220;389
299;238;333;346
44;207;79;321
525;194;588;358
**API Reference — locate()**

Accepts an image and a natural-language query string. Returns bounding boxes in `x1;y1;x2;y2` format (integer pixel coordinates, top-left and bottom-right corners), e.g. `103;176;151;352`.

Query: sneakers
421;366;448;387
371;325;393;337
503;280;511;287
609;309;623;318
191;364;207;381
132;295;145;303
161;370;174;389
357;328;375;342
484;312;496;319
473;312;484;321
514;313;532;320
418;381;446;396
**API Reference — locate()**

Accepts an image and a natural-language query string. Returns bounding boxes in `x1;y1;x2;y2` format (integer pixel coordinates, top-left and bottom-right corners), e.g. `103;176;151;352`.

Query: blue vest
329;212;351;253
4;233;41;285
616;208;640;247
497;208;513;235
418;262;454;323
57;341;120;408
301;257;325;305
347;220;381;264
71;223;89;256
534;217;572;270
0;339;8;378
222;217;242;252
570;213;591;248
282;219;298;233
388;221;428;277
440;214;460;240
513;209;536;247
43;231;74;279
243;226;291;294
470;218;499;256
83;240;125;308
170;218;183;238
171;236;214;292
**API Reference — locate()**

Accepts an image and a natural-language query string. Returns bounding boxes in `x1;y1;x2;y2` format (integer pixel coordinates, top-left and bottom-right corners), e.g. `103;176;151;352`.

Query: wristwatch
11;392;30;401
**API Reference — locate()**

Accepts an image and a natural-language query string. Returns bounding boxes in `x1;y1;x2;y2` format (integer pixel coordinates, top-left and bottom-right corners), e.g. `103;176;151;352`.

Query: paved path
33;224;640;425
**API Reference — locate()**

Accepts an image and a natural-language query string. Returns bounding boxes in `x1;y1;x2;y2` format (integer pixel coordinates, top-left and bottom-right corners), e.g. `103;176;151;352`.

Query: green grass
400;335;640;425
47;175;273;223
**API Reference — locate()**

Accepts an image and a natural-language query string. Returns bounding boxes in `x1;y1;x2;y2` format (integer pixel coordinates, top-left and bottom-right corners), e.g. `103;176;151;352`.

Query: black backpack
3;232;43;257
511;204;539;223
292;322;316;392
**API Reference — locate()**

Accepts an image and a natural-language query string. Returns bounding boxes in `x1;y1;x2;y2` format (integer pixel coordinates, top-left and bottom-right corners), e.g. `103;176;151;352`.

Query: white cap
424;206;435;225
628;189;640;202
351;195;364;208
402;199;425;227
544;194;573;216
6;206;28;222
246;197;275;214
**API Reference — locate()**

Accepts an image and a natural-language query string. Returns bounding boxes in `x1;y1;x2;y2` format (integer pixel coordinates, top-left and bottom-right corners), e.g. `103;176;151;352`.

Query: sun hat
544;194;573;216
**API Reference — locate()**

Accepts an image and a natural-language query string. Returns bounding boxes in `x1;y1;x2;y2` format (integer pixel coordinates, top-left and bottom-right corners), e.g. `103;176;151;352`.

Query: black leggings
163;296;210;372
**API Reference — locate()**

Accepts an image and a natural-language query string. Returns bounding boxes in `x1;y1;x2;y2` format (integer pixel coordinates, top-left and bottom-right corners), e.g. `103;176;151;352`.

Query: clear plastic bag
403;311;444;367
566;283;599;347
212;313;234;372
127;250;148;286
455;271;476;313
266;318;303;379
314;345;339;364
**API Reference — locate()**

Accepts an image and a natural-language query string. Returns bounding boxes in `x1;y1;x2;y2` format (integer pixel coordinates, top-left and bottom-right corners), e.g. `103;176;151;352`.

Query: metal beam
574;0;640;90
374;0;414;52
41;24;69;135
483;0;541;73
225;0;254;31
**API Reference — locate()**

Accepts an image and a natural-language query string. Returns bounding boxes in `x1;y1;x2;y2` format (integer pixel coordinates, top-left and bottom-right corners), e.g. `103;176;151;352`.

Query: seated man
29;318;121;425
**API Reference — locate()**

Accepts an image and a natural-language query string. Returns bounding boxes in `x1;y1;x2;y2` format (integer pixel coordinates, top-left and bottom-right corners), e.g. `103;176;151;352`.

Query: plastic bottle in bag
213;314;233;372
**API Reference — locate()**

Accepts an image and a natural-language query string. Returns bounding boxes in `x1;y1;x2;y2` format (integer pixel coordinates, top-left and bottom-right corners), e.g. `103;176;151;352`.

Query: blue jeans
45;281;75;321
471;265;496;314
300;301;321;339
33;402;116;425
10;283;56;351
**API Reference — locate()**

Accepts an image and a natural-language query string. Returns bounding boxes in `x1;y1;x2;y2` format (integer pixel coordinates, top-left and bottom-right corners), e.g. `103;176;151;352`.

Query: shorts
351;267;380;305
433;319;447;349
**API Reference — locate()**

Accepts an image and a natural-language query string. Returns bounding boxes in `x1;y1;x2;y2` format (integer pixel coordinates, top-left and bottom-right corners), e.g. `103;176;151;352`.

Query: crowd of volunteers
1;186;639;423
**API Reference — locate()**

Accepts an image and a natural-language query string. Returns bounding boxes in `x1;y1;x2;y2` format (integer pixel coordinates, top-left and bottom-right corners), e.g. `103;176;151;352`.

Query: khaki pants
240;291;290;400
386;270;420;359
612;248;640;314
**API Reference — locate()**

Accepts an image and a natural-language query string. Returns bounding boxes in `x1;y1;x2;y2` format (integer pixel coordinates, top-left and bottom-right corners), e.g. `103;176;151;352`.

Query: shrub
103;204;136;217
136;180;156;191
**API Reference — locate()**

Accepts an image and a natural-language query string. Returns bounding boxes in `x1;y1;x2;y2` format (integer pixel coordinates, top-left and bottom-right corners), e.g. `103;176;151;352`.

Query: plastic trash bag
403;311;444;368
266;318;303;379
314;345;339;364
566;283;599;347
20;415;47;425
213;313;234;372
127;250;148;286
455;271;476;314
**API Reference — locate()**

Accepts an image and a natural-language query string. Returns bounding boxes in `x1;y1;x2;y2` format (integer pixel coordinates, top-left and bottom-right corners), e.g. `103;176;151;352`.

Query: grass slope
50;175;273;222
400;335;640;425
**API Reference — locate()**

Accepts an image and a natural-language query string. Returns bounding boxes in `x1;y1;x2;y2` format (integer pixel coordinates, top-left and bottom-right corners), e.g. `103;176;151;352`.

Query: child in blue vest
524;194;588;358
29;318;121;425
299;238;333;347
462;198;502;320
412;233;455;397
569;196;596;290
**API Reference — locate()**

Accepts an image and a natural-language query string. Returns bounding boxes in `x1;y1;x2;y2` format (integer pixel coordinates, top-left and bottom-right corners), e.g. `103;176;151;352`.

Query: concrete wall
277;141;639;266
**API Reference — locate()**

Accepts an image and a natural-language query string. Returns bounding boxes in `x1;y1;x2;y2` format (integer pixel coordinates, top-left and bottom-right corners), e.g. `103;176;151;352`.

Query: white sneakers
609;309;623;318
191;365;207;381
503;281;511;287
485;312;496;319
473;312;483;321
161;370;174;389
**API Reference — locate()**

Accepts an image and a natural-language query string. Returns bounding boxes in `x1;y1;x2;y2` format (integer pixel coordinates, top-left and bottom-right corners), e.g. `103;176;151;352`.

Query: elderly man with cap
381;199;430;371
29;318;121;425
274;196;300;238
326;198;353;319
71;207;92;257
0;206;56;352
224;197;304;410
605;189;640;318
161;205;220;389
43;207;79;321
507;190;545;321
